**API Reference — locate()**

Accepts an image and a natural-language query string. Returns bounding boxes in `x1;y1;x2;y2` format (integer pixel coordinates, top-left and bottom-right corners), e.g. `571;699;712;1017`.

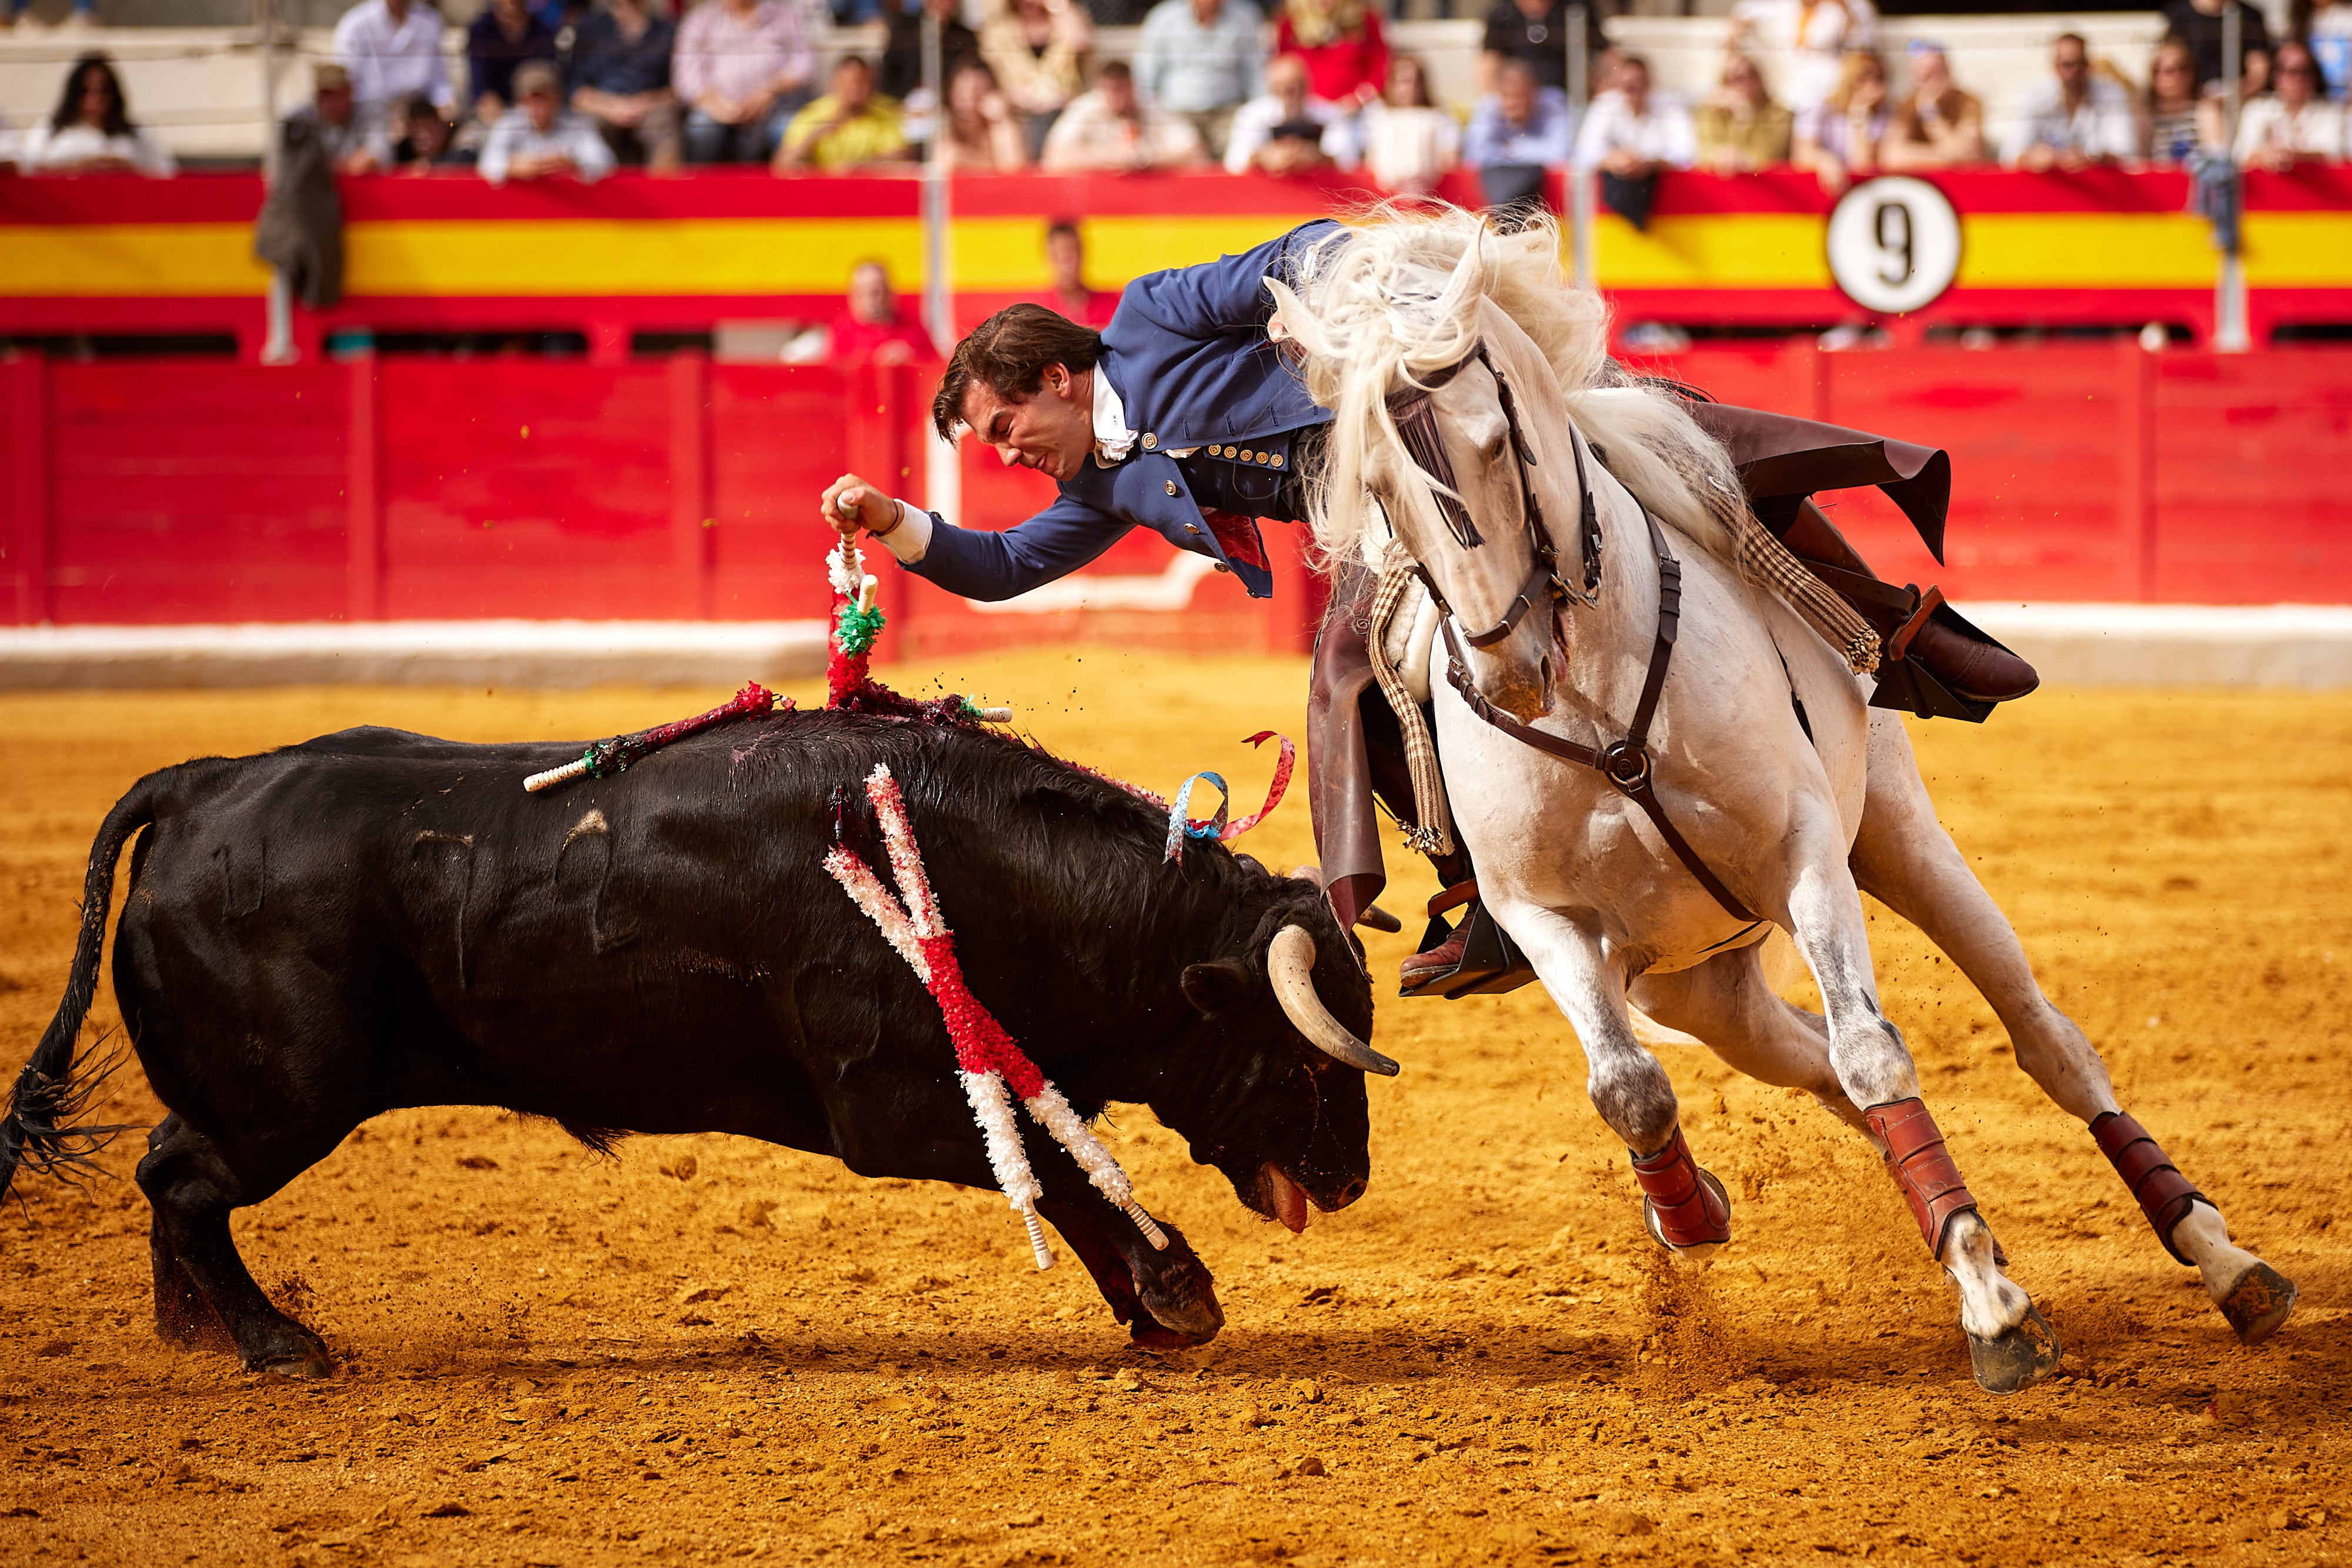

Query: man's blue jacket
907;220;1342;603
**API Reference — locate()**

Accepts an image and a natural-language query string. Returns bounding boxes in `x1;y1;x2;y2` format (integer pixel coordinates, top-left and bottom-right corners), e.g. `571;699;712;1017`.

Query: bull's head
1154;885;1387;1234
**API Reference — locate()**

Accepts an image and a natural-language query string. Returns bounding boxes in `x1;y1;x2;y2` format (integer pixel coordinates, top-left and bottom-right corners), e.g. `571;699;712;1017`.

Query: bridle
1388;338;1761;927
1385;339;1603;648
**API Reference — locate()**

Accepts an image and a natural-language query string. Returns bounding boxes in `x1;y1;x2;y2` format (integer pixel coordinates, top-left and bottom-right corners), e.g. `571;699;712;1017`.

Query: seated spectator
569;0;680;172
2162;0;2271;94
1465;59;1571;213
676;0;817;165
1481;0;1606;95
881;0;982;106
482;60;618;183
21;53;176;177
1040;60;1207;171
831;260;939;364
941;61;1029;169
287;62;387;176
980;0;1093;162
777;56;910;169
1693;53;1792;173
1277;0;1388;111
2008;32;2137;169
333;0;457;132
1329;52;1459;196
1880;40;1984;171
2310;0;2352;102
1728;0;1877;113
1573;54;1694;229
1793;51;1889;193
391;93;475;170
469;0;558;126
1134;0;1266;162
1039;220;1120;327
2142;37;2204;165
1226;54;1341;176
2236;41;2346;169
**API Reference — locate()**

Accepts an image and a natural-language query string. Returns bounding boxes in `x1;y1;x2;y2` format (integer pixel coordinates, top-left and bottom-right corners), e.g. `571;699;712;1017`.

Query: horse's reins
1393;343;1760;926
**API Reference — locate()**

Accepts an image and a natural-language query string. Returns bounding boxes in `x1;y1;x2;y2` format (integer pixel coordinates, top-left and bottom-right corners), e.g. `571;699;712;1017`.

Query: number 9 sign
1825;176;1962;314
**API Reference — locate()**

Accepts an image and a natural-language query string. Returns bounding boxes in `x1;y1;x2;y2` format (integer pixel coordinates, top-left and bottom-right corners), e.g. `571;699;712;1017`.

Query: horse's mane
1278;203;1750;572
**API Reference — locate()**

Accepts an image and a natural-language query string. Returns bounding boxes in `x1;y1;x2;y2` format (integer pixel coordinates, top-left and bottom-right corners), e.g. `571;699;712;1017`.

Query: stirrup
1402;883;1538;1000
1869;596;2009;724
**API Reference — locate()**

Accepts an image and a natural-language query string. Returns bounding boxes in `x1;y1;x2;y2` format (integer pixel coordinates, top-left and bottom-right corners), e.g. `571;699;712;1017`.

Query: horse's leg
1849;711;2296;1344
1773;804;2062;1393
1631;944;1860;1128
1502;902;1730;1260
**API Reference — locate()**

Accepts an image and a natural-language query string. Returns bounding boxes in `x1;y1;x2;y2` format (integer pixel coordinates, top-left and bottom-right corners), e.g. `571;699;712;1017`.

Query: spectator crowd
2;0;2347;189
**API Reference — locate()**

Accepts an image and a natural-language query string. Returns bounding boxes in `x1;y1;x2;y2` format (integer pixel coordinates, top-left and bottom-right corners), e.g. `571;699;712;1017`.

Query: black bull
0;713;1377;1376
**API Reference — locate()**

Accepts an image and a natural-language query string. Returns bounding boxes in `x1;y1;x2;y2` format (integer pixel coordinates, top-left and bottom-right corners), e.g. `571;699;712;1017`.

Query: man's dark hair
1098;60;1133;83
1046;220;1081;245
931;303;1103;443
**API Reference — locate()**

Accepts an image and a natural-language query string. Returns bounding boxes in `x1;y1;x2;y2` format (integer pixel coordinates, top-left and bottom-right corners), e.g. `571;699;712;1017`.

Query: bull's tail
0;774;162;1203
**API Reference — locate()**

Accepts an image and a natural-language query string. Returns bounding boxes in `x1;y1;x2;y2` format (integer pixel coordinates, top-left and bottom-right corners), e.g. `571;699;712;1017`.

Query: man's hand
821;474;897;539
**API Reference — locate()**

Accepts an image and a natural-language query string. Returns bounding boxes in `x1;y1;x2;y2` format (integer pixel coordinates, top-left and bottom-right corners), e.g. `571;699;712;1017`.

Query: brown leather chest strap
2091;1111;2213;1266
1866;1096;1979;1261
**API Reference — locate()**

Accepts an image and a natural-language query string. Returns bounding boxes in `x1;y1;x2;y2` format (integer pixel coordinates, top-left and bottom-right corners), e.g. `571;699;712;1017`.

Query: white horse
1270;208;2296;1394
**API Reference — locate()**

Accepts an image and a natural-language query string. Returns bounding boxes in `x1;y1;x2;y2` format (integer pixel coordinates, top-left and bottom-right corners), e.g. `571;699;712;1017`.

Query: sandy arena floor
0;652;2347;1568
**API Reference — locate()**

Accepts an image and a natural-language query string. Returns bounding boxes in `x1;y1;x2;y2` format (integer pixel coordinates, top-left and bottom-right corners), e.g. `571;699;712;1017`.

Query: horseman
820;216;2039;997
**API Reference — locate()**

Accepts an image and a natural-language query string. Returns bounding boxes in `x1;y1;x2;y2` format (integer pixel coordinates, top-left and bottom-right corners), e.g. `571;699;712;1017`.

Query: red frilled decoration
522;681;786;793
825;538;1004;724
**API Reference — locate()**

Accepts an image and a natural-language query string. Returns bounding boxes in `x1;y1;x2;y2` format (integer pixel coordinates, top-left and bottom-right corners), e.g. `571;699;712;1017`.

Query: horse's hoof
1642;1168;1731;1259
2219;1262;2297;1345
1966;1303;2062;1395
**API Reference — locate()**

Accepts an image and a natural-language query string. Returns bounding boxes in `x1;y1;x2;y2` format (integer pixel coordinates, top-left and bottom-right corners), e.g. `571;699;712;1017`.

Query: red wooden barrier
2;347;2347;645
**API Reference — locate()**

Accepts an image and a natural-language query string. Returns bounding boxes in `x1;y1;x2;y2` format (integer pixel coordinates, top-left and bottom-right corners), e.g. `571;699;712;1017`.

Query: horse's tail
0;773;162;1203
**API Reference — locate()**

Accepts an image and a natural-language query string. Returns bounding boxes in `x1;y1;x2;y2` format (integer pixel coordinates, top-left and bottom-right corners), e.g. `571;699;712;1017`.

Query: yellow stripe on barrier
1956;213;2219;287
343;218;926;295
1593;213;1832;289
0;223;271;296
2243;211;2352;287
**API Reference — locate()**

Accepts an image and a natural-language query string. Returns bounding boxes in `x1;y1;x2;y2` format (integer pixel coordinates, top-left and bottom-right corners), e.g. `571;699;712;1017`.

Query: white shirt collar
1090;365;1137;466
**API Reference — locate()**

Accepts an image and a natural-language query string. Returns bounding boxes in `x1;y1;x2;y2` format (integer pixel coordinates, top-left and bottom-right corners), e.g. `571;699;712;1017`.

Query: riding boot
1398;848;1476;994
1777;501;2040;707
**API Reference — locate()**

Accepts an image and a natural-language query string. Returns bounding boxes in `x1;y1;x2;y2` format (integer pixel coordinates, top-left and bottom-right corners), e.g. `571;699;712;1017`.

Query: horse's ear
1265;278;1332;359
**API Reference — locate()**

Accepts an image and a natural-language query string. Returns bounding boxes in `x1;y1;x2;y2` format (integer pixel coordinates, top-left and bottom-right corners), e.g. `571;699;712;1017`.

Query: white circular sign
1826;176;1962;314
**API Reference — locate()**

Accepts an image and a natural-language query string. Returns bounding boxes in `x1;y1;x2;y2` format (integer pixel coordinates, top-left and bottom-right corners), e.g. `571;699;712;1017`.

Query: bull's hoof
2219;1262;2297;1346
1135;1251;1224;1345
242;1325;337;1380
1130;1318;1219;1352
1966;1303;2062;1395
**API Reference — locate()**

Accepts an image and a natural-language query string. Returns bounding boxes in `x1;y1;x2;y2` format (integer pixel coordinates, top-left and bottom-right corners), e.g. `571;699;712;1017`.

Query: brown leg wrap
2091;1111;2213;1266
1629;1126;1730;1248
1865;1097;1979;1261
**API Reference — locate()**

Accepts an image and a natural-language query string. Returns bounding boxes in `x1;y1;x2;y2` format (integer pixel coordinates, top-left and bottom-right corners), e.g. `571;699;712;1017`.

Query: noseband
1387;340;1604;648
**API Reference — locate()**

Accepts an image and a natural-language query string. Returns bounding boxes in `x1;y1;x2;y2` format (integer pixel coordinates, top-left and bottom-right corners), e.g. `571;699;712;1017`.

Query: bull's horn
1268;925;1399;1077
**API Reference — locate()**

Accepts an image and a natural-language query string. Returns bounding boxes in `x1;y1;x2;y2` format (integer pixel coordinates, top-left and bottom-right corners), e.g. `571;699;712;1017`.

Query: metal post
257;0;299;365
2214;3;2251;352
919;8;961;524
1565;4;1593;287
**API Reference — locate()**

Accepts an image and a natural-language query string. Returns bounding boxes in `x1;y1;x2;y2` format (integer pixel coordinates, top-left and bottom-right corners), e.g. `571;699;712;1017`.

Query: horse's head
1273;232;1593;724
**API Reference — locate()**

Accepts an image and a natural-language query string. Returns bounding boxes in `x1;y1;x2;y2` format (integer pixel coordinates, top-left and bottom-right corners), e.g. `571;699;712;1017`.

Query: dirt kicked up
0;653;2346;1568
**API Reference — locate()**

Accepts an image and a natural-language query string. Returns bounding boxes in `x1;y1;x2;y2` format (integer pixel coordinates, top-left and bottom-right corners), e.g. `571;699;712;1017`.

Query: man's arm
1118;218;1344;340
902;496;1138;601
